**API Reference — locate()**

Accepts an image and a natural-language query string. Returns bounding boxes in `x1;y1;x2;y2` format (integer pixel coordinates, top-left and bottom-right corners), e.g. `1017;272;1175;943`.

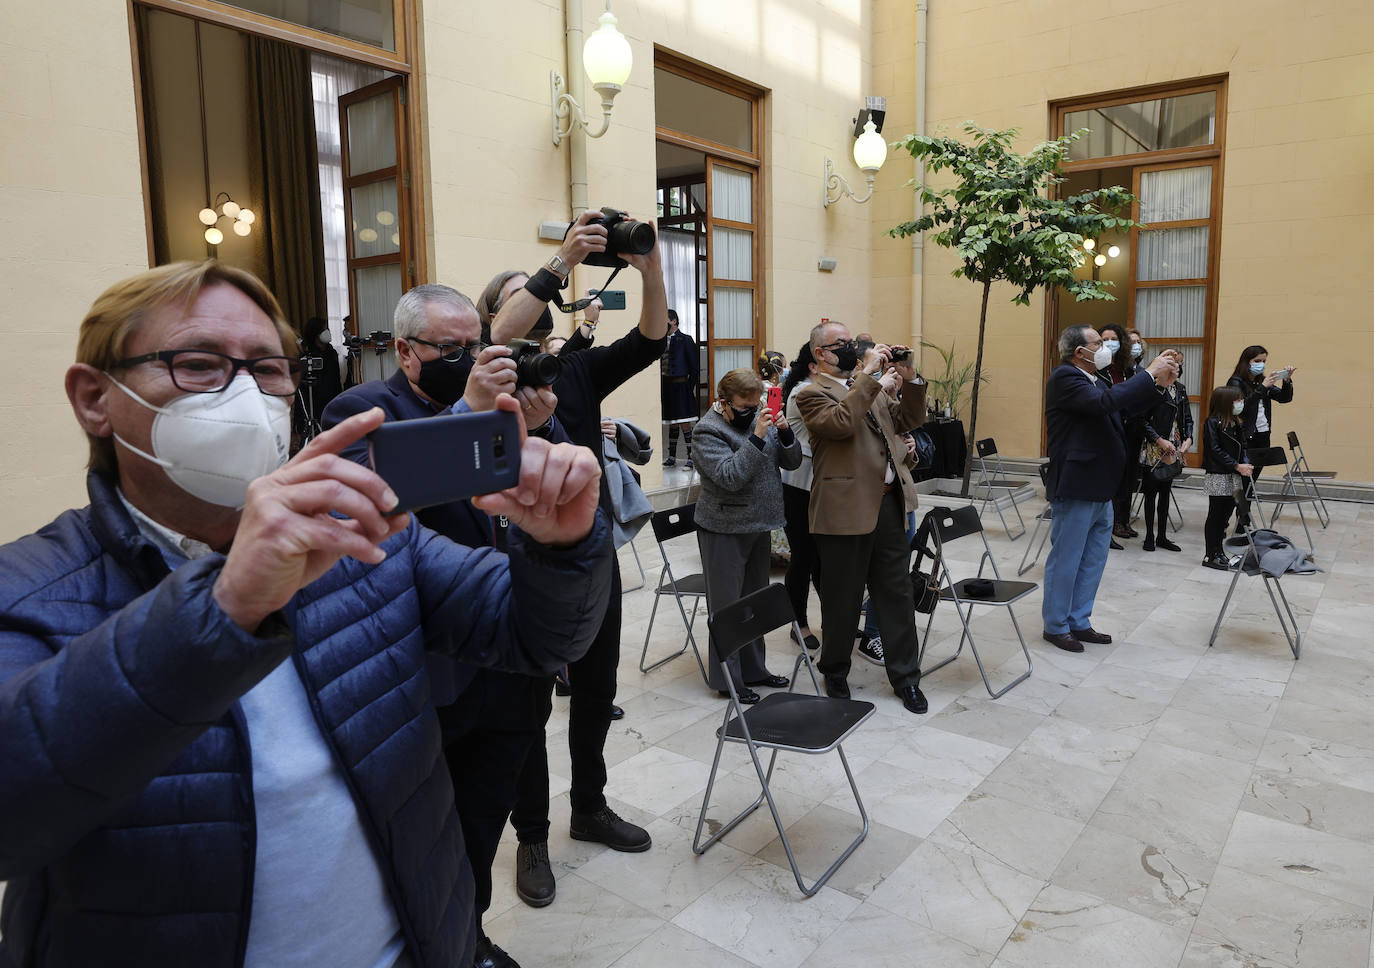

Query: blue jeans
1041;498;1112;635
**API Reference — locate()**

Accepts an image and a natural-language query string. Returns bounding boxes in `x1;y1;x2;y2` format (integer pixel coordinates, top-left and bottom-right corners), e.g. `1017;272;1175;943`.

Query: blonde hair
717;368;763;400
77;260;296;474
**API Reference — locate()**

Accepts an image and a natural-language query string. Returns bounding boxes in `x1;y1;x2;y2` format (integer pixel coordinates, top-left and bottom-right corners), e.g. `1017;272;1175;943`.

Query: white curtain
712;287;752;340
1139;166;1211;223
310;53;388;345
1137;226;1209;281
1135;286;1206;339
710;166;751;222
660;227;699;340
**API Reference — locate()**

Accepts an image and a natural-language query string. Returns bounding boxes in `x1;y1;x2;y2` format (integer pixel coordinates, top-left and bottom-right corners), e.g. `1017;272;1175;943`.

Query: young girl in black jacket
1201;386;1255;570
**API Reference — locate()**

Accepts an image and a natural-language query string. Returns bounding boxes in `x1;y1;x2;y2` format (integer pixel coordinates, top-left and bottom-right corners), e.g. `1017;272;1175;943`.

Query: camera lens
517;352;560;388
609;219;656;256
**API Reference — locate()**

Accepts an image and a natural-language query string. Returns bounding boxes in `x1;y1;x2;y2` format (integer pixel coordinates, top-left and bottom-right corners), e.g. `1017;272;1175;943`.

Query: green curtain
247;35;326;335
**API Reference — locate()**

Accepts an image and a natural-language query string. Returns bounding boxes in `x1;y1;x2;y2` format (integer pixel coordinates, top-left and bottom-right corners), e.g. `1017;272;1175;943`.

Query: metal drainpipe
565;0;590;219
913;0;928;351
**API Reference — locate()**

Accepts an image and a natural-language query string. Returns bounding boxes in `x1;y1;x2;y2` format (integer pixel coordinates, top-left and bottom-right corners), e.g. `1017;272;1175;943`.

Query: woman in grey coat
692;368;804;702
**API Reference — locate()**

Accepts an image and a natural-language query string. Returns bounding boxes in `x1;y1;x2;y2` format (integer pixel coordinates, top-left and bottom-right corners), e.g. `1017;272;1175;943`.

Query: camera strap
553;266;624;313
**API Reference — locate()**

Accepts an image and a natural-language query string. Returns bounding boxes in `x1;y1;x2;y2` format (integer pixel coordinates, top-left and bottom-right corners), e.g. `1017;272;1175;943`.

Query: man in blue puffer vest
0;260;613;968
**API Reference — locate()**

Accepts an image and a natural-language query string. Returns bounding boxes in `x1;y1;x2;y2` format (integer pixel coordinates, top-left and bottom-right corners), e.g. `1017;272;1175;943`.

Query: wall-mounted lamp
824;97;888;207
198;192;255;246
551;3;632;146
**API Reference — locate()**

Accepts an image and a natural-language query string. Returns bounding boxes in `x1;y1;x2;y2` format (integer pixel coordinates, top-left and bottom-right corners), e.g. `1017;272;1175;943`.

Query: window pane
712;287;753;339
1139;166;1211;223
350;179;400;258
655;68;753;153
1066;91;1215;161
353;263;402;334
712;227;753;281
1137;227;1208;281
714;346;754;378
220;0;395;52
1135;286;1206;339
346;91;396;174
711;166;753;223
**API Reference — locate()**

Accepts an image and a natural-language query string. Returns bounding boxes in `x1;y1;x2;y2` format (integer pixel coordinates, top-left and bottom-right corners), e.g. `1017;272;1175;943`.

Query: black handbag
909;516;943;614
1150;459;1183;482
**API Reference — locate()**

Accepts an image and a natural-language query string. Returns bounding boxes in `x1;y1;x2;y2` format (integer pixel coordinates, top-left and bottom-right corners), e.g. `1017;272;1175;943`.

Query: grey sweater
692;407;803;534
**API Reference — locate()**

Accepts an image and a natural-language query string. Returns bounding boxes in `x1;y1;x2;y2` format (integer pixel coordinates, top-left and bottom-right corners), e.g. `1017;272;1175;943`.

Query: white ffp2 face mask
110;373;291;508
1091;345;1114;370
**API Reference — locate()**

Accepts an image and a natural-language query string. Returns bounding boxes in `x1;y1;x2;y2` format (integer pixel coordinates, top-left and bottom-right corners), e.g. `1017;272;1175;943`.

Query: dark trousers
1206;495;1236;557
1140;474;1173;540
511;561;622;840
666;425;693;462
439;669;548;926
781;483;821;627
812;489;922;691
698;529;772;691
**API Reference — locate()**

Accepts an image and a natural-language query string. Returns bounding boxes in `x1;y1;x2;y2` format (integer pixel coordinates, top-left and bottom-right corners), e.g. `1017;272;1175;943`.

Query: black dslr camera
507;338;561;389
889;347;911;363
572;207;656;268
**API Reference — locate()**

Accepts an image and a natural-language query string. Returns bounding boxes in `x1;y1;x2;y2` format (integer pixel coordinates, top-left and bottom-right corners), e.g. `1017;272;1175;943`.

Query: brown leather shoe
1070;627;1112;644
1042;631;1084;653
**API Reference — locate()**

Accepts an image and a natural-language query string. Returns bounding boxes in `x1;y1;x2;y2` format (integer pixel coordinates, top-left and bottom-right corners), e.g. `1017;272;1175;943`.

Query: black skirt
661;377;698;421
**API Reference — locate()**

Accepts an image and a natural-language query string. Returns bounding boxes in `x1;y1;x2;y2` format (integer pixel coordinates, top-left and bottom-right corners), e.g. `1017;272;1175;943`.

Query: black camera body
574;207;656;268
889;347;911;364
508;338;561;389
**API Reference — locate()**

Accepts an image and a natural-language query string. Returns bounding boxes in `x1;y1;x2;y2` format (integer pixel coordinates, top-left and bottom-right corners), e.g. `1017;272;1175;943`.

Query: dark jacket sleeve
1178;384;1195;442
0;557;294;878
562;326;594;356
322;383;392;466
776;427;803;471
1203;418;1244;472
582;329;669;401
1056;368;1162;418
411;510;614;675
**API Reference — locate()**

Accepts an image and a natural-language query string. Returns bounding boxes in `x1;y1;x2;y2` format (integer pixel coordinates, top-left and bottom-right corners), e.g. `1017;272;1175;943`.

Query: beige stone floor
484;484;1374;968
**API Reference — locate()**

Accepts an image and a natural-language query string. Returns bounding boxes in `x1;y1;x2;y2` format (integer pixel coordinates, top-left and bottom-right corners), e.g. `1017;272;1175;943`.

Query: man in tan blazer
797;321;929;714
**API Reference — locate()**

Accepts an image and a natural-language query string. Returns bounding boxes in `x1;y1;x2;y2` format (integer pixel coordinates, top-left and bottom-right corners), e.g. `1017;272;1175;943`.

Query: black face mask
728;406;757;431
416;354;474;407
830;342;858;373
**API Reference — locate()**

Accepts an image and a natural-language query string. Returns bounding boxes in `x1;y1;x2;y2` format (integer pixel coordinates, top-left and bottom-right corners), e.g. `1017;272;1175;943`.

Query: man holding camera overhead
797;320;931;715
489;207;669;908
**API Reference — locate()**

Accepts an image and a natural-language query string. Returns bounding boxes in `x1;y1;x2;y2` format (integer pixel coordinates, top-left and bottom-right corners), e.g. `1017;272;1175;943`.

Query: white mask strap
109;375;172;416
111;432;173;469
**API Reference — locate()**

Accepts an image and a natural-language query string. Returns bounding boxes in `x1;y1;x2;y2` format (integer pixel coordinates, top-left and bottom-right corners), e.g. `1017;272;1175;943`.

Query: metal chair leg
620;540;646;593
1208;566;1245;647
1265;576;1302;660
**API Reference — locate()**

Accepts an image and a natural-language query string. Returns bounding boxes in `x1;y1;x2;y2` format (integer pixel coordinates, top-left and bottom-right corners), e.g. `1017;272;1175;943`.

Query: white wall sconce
824;97;888;208
551;3;632;146
198;192;255;246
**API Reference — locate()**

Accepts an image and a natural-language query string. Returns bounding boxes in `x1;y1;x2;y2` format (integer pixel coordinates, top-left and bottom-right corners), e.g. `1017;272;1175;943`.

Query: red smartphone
766;385;782;419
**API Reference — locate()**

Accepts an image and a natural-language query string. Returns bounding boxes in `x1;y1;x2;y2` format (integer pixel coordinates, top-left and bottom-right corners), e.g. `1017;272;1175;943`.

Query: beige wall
0;2;149;542
915;0;1374;479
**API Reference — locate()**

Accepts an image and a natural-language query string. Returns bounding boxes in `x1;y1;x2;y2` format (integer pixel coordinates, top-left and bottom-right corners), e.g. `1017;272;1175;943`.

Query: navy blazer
1044;363;1163;503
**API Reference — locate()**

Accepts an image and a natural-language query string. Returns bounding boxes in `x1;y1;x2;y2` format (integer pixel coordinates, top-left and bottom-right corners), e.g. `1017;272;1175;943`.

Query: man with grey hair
1042;324;1179;652
322;283;563;968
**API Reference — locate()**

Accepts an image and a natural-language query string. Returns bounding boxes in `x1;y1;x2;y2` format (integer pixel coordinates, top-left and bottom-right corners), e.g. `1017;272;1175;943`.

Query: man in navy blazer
1041;325;1179;652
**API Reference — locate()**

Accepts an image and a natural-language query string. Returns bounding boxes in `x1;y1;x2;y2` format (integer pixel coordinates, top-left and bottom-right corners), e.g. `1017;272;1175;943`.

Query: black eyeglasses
407;337;484;363
817;340;855;353
113;350;302;396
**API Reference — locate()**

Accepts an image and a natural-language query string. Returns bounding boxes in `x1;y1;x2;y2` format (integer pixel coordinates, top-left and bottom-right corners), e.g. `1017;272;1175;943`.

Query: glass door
704;158;758;392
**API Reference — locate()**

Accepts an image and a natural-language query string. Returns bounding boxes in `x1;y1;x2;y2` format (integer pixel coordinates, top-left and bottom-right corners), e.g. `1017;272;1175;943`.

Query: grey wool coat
691;407;803;534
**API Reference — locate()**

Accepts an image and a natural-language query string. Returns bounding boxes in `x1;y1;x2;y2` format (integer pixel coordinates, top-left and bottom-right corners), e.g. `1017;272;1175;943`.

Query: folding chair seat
916;506;1034;698
1274;431;1334;529
1208;527;1305;660
1246;447;1317;550
638;504;709;683
974;438;1027;540
693;583;875;897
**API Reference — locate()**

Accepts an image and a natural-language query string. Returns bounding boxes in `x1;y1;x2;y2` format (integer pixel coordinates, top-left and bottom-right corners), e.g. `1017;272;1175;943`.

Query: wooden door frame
704;157;760;394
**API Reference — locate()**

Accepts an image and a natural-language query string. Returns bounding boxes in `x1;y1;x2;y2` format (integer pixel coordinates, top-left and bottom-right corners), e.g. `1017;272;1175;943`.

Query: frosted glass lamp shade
1093;253;1107;267
198;208;218;226
233;221;251;237
1107;244;1121;258
237;208;256;225
204;227;224;245
1083;238;1096;251
852;118;887;172
583;10;632;87
221;200;241;219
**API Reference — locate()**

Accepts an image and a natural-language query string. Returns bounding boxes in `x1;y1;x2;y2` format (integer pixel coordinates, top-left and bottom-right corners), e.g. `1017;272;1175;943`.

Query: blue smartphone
590;289;626;310
367;409;521;513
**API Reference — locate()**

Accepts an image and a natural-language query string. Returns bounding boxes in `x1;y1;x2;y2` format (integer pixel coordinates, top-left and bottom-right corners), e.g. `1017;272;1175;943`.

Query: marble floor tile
1146;705;1268;764
928;791;1085;880
671;858;861;968
604;746;711;816
484;871;664;968
925;697;1047;748
598;692;720;768
1051;823;1214;927
996;883;1191;968
1017;715;1143;777
975;749;1118;823
801;901;995;968
665;771;819;856
1051;685;1169;737
866;838;1044;952
878;723;1013;786
754;803;919;901
1106;637;1207;680
1185;864;1371;968
1257;728;1374;791
831;761;986;839
1242;766;1374;843
1169;669;1285;729
609;923;755;968
1217;809;1374;908
1077;663;1188;706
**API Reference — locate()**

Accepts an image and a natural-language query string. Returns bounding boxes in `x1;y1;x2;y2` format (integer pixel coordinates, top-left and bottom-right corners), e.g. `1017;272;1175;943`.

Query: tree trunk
959;278;993;498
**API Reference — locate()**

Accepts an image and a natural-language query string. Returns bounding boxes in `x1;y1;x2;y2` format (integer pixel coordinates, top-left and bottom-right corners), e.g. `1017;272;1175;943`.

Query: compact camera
507;338;561;389
573;207;656;268
888;347;911;364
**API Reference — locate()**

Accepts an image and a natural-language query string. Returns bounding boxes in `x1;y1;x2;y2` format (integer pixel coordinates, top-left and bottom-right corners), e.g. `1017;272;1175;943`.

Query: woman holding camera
1135;359;1193;552
1226;345;1295;488
1201;385;1254;570
693;368;803;702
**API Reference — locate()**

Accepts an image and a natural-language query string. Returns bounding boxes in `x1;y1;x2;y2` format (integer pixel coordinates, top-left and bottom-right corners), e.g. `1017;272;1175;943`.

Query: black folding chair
1208;527;1304;660
638;504;709;684
917;506;1035;698
973;438;1027;540
1246;447;1316;550
1273;431;1334;529
693;583;875;897
1018;464;1054;576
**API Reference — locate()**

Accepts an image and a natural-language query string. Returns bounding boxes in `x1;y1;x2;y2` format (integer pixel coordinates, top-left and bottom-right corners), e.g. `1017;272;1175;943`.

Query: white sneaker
857;633;885;666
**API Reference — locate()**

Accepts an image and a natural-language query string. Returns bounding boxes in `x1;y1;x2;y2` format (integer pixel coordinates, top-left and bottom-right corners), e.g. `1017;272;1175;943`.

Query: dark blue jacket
1044;363;1163;502
0;471;612;968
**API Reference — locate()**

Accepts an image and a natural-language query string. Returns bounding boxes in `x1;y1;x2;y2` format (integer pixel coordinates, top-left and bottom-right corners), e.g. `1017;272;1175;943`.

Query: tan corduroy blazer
796;371;928;535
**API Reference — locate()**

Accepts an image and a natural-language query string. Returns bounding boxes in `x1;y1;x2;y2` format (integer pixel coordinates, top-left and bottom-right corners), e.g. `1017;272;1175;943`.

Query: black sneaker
474;933;522;968
514;841;555;908
857;633;885;666
569;806;652;852
1202;553;1231;571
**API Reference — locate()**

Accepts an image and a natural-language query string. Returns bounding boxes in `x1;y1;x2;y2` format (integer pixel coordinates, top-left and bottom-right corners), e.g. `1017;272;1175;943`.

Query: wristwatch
545;254;570;284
